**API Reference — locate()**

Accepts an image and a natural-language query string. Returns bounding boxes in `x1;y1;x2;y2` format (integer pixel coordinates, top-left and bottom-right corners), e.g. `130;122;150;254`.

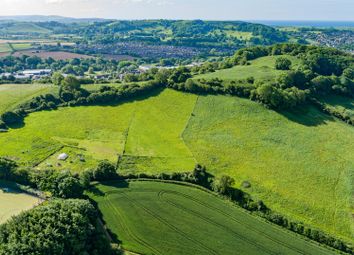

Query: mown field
194;55;301;82
88;180;337;255
0;84;52;114
0;180;41;224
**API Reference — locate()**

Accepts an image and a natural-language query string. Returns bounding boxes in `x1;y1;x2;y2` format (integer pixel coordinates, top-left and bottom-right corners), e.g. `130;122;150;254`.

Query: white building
57;153;69;161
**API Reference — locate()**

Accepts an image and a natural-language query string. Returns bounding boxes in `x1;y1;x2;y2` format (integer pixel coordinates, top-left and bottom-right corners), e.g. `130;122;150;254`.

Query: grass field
0;22;50;34
0;87;352;241
0;84;53;114
0;180;41;224
88;180;337;255
11;43;33;51
194;55;301;82
0;89;196;172
183;95;354;242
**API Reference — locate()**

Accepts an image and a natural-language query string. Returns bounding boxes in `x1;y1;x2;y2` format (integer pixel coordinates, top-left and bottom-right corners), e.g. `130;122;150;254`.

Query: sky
0;0;353;21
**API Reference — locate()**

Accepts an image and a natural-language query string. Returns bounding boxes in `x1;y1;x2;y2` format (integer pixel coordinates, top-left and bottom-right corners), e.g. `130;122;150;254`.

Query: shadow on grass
279;104;335;127
0;180;25;194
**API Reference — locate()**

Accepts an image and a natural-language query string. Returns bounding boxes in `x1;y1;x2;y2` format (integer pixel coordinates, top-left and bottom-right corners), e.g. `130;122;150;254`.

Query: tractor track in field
158;190;315;255
104;196;162;255
120;191;219;255
157;190;277;255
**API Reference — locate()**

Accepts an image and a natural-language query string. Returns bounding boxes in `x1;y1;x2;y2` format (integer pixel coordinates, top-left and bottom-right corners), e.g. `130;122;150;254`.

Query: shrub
275;57;292;70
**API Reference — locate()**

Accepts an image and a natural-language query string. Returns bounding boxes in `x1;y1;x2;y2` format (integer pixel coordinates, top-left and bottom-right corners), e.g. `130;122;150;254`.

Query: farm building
57;153;69;161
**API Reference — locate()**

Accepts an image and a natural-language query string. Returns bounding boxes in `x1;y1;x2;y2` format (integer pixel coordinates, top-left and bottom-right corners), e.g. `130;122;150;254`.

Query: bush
0;157;17;180
93;160;117;181
275;57;292;70
1;111;23;125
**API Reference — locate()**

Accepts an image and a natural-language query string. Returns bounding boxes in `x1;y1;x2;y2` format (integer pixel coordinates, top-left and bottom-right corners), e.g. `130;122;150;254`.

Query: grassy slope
0;22;50;34
0;89;196;172
183;95;354;241
194;55;301;82
0;83;352;241
0;180;41;224
88;180;337;255
0;84;52;114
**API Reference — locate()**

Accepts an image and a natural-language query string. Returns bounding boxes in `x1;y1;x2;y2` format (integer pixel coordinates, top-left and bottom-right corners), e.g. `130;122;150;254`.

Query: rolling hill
88;180;338;255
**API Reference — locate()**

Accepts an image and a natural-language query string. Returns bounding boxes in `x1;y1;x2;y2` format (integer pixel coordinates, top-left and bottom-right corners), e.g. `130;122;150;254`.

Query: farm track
157;190;330;255
104;196;163;255
118;191;219;255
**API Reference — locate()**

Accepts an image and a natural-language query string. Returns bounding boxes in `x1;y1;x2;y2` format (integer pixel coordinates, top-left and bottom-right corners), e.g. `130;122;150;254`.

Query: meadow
0;85;353;242
194;55;301;82
0;89;197;172
0;84;52;114
88;180;338;255
0;22;50;34
0;180;42;224
183;95;354;242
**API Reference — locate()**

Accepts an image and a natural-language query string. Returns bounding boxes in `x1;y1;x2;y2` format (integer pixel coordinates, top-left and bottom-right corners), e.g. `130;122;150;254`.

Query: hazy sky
0;0;353;20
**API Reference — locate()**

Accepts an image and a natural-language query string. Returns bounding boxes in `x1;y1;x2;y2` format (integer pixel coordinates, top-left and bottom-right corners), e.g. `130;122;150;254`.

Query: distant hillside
0;21;51;34
0;15;109;23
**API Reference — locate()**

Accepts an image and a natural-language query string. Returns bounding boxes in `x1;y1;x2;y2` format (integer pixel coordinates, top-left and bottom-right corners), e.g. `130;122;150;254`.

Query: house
21;69;52;79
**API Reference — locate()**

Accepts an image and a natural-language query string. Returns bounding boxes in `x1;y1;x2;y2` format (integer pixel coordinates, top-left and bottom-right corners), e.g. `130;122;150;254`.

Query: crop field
194;55;301;82
0;43;11;53
0;89;196;172
0;84;52;114
0;180;42;224
183;95;354;242
88;180;337;255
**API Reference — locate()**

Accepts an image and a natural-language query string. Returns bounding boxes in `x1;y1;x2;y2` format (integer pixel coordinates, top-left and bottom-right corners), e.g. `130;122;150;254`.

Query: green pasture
0;84;52;114
194;55;301;82
183;95;354;242
11;43;33;51
88;180;337;255
0;89;197;173
0;22;50;34
0;84;352;241
0;180;41;224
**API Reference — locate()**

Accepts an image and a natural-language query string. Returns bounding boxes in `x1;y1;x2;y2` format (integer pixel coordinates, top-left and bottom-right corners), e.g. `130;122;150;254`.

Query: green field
0;84;52;114
11;43;33;51
0;22;50;34
0;86;353;241
0;180;41;224
0;89;196;172
183;95;354;242
195;55;301;82
88;180;337;255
